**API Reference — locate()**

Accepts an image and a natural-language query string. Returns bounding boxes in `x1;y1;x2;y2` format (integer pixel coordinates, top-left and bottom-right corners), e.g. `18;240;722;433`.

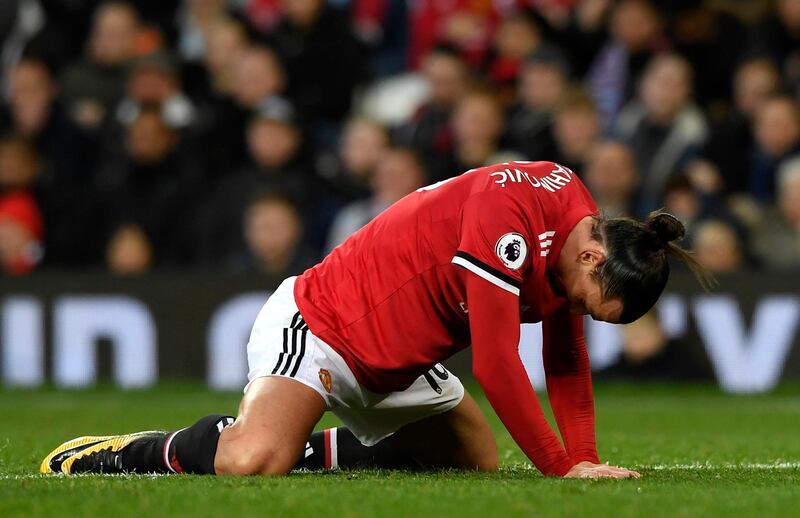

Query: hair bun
646;211;685;248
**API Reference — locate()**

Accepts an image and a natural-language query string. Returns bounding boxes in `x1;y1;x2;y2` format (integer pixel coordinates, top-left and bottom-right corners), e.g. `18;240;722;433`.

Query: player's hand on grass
564;461;641;479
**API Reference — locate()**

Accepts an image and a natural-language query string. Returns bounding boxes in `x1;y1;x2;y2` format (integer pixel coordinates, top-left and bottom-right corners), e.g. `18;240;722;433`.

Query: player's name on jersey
490;163;574;192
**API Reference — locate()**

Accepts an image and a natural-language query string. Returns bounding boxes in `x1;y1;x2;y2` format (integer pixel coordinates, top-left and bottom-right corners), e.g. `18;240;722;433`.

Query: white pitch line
0;473;169;481
647;462;800;471
1;463;799;480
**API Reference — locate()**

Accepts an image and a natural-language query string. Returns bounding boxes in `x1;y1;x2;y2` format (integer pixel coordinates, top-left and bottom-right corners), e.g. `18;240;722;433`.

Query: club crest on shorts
495;232;527;270
319;369;333;393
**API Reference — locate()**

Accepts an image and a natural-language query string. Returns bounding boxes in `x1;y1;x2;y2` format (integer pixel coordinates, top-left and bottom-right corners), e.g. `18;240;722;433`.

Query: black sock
162;414;236;474
294;427;417;471
121;433;169;473
121;415;235;474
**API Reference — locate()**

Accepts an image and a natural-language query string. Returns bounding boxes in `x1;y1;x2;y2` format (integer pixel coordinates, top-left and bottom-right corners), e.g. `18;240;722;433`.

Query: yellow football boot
40;431;165;474
40;435;117;474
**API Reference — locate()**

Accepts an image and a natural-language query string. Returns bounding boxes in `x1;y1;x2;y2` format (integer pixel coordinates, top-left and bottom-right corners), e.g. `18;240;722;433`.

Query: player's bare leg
42;376;326;475
296;391;499;472
215;376;326;475
389;391;498;471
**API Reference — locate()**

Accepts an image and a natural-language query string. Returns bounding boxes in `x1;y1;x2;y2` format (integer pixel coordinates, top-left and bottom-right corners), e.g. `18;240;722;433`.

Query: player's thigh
215;376;326;475
394;390;499;471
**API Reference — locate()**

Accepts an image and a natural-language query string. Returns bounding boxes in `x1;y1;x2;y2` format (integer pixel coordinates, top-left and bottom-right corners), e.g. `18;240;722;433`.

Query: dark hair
594;211;714;324
245;190;301;218
427;43;464;61
525;44;571;78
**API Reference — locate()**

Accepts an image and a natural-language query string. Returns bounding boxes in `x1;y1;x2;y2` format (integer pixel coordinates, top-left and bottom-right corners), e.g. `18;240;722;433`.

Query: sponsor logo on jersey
490;163;574;192
495;232;527;270
538;231;555;257
319;369;333;393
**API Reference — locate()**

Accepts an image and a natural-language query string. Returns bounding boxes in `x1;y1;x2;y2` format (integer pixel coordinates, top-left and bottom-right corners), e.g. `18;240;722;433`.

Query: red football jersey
294;161;598;393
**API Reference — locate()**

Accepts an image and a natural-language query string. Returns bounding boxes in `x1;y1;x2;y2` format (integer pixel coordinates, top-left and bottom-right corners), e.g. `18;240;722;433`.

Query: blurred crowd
1;0;800;278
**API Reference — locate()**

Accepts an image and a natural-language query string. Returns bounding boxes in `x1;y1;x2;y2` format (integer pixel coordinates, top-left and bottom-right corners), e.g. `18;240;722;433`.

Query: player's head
585;211;712;324
560;211;712;324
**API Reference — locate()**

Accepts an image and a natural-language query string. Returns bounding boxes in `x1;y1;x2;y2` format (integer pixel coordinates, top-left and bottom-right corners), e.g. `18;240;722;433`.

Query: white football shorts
245;276;465;446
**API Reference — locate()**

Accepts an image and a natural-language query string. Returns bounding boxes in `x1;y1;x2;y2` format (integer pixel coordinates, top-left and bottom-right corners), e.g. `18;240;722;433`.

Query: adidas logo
538;231;555;257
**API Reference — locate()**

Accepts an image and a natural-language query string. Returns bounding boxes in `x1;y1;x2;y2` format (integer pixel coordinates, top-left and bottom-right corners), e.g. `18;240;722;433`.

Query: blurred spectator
540;0;613;77
552;88;601;172
668;0;745;107
0;191;43;275
3;57;56;140
662;172;744;249
586;0;667;127
0;0;45;89
703;58;782;194
116;53;197;131
407;0;504;69
240;0;282;34
752;157;800;270
596;309;713;381
327;147;425;251
748;0;800;91
0;136;39;192
95;106;199;267
583;140;640;217
60;2;142;131
106;223;153;275
198;19;248;100
318;117;390;201
436;88;521;180
201;97;312;265
3;58;102;268
176;0;229;63
1;57;90;178
231;45;286;110
268;0;367;127
196;43;287;176
350;0;409;77
485;11;543;102
662;173;703;242
750;96;800;203
615;53;708;212
619;311;666;366
693;219;744;273
244;99;304;175
505;45;569;161
237;192;317;276
401;45;470;179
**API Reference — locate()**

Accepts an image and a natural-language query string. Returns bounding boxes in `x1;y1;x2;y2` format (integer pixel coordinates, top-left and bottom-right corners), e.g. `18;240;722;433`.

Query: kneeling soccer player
41;161;710;479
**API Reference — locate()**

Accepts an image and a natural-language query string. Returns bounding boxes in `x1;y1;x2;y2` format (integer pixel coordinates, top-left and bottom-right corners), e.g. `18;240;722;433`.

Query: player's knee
215;444;290;476
467;434;499;472
215;432;291;476
475;453;500;472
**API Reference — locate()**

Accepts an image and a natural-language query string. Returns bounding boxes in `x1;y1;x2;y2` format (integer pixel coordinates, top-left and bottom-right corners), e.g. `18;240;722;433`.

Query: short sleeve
452;192;533;296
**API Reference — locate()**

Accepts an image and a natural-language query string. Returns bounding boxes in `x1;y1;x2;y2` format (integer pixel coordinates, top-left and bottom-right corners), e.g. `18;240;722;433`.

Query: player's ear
578;249;604;267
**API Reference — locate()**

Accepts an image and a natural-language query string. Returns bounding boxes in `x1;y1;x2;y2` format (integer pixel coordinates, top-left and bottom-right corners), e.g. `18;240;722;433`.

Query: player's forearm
474;360;575;476
546;369;599;464
542;313;599;463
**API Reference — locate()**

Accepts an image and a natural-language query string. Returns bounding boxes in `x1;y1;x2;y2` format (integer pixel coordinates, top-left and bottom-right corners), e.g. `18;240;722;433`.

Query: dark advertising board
1;273;798;393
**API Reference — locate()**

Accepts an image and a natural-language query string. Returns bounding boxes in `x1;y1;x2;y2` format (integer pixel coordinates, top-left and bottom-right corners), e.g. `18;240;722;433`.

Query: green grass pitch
1;382;799;517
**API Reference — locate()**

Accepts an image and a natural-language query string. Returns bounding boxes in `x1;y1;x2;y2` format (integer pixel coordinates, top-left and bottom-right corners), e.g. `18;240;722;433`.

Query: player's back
294;161;593;392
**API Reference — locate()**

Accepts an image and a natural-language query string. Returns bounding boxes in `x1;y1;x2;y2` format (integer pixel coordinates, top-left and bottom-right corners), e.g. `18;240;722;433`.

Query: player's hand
563;461;641;479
